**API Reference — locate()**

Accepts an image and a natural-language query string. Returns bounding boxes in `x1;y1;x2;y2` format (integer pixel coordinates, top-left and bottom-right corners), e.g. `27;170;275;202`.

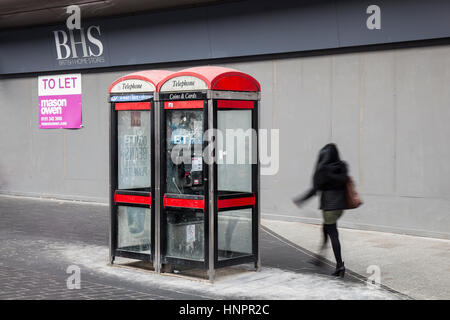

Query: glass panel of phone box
165;109;205;261
217;109;253;260
117;110;152;254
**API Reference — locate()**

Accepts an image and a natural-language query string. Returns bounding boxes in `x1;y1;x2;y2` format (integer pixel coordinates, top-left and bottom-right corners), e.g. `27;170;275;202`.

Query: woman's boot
331;262;345;278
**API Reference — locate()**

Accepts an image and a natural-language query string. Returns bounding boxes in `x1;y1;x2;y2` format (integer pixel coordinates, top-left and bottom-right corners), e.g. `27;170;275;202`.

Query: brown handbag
346;177;363;209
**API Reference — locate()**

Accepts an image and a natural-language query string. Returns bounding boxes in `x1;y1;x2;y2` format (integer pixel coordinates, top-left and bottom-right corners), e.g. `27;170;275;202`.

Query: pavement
263;219;450;300
0;194;421;300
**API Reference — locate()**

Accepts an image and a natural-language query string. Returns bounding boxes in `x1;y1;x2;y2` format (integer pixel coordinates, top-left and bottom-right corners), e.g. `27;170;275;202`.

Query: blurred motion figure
294;143;349;278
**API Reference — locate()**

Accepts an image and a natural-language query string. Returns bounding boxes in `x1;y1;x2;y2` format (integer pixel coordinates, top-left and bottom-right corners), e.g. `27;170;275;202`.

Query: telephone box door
111;100;154;262
160;99;209;267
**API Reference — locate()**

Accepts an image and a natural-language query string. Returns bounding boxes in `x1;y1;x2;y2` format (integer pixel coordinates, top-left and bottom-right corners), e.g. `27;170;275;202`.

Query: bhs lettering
53;26;104;60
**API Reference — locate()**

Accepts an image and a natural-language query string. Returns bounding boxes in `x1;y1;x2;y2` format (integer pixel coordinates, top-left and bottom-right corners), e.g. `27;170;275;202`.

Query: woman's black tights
322;223;343;266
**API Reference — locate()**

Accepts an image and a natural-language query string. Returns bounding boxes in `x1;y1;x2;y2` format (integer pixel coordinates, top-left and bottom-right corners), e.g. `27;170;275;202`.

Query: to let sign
38;74;82;129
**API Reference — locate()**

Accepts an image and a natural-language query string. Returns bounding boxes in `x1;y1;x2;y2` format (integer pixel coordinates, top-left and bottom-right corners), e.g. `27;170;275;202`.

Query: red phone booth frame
157;66;261;280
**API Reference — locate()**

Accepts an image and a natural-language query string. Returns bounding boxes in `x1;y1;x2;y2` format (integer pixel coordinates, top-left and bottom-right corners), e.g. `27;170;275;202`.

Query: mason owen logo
53;6;105;66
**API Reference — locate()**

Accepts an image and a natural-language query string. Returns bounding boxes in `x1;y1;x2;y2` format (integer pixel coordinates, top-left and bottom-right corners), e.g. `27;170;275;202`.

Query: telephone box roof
157;66;261;92
108;70;174;93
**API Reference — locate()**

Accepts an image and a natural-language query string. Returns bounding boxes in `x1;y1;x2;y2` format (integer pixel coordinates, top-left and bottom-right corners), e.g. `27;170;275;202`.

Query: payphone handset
172;147;203;189
167;111;204;194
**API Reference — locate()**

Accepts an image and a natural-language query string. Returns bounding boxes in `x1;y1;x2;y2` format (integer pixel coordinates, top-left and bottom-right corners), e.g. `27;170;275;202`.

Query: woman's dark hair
317;143;341;168
313;143;345;190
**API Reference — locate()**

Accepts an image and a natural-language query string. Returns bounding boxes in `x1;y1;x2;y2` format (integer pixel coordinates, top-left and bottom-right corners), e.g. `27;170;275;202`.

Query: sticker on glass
191;157;203;172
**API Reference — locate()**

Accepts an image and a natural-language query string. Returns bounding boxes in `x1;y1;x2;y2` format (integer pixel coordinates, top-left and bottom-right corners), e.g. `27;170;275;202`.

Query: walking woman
294;143;349;278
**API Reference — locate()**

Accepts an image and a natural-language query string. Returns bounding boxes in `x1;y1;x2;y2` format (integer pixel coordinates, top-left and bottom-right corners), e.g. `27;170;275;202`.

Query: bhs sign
52;7;105;66
53;26;105;66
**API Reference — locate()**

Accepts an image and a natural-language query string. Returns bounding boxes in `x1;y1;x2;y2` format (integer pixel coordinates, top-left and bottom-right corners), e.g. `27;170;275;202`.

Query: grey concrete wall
1;44;449;239
0;70;160;202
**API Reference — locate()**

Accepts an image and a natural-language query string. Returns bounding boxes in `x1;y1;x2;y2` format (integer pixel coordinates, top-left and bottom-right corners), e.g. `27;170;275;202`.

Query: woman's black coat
295;144;349;211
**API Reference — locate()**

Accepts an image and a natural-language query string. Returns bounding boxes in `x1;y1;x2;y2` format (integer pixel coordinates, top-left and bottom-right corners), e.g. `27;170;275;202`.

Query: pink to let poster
38;74;82;129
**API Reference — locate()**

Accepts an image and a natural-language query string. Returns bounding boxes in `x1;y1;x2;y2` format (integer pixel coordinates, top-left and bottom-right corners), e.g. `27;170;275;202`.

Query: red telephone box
109;67;261;281
108;70;173;267
158;66;261;280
